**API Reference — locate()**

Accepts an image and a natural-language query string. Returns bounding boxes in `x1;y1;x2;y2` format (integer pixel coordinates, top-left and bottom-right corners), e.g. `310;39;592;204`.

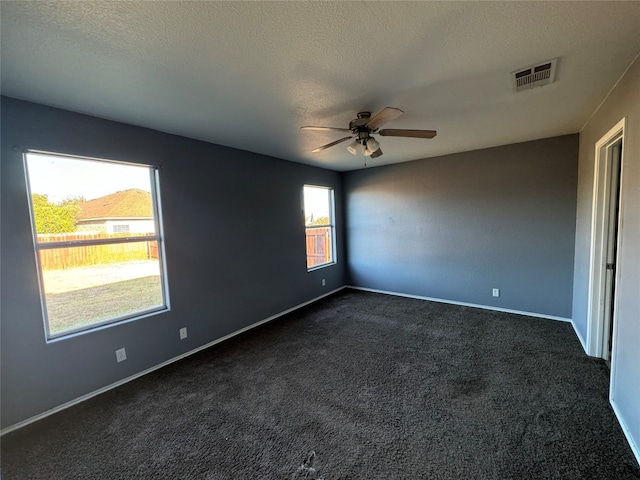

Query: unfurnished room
1;2;639;478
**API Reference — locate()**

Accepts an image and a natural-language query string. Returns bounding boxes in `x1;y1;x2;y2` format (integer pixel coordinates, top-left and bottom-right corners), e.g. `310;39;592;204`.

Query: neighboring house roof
78;189;152;221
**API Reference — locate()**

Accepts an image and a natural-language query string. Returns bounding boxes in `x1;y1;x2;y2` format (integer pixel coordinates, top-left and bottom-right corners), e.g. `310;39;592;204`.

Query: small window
303;185;336;270
112;224;131;234
24;151;169;339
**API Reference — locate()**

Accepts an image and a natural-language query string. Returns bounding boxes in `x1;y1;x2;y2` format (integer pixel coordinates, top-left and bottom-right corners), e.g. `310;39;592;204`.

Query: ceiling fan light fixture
364;137;380;156
347;139;362;155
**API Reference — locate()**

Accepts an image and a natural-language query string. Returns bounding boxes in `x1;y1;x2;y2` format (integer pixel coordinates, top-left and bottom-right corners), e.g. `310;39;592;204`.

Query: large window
303;185;336;270
24;151;169;339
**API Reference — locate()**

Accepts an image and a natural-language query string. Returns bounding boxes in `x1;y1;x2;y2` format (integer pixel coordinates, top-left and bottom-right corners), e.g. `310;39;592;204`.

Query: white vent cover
511;58;557;92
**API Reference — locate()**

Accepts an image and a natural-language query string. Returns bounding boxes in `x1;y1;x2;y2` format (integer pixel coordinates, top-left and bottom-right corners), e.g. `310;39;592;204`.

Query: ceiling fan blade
370;148;383;158
366;107;404;130
301;126;352;133
378;129;437;139
311;136;354;153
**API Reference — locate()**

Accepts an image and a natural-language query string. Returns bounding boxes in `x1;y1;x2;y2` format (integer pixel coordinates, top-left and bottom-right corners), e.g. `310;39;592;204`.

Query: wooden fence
306;226;332;268
38;228;329;271
37;233;158;270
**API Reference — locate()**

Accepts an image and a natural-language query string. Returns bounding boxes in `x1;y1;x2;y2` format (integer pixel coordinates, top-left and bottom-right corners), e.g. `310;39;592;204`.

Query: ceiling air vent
511;58;557;92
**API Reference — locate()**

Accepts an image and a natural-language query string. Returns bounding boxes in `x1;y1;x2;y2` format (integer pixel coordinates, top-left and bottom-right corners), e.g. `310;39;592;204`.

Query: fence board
306;227;332;268
37;233;158;270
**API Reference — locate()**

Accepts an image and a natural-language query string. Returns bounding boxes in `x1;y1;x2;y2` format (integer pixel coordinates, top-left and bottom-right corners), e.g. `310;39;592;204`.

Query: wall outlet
179;327;187;340
321;279;326;287
115;348;127;363
493;288;500;297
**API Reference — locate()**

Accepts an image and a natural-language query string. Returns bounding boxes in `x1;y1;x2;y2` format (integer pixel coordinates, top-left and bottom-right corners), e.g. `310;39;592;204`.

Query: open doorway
586;118;625;361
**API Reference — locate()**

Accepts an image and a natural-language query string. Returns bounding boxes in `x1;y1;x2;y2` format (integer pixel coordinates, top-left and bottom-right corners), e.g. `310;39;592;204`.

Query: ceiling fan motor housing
349;112;373;132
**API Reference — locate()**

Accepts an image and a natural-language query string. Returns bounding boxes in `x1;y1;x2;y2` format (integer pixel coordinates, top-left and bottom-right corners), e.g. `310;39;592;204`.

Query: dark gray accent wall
344;135;578;318
0;97;345;429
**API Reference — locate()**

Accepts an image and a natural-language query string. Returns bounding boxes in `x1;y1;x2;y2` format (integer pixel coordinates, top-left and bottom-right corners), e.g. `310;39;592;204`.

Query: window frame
303;184;337;271
23;150;170;341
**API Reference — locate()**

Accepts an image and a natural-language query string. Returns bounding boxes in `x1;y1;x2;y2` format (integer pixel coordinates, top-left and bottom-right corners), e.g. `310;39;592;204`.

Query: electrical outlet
321;279;326;286
115;348;127;363
179;327;187;340
493;288;500;297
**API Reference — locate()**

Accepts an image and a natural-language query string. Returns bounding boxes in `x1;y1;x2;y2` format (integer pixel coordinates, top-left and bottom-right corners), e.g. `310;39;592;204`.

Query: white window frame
303;185;336;271
24;150;170;340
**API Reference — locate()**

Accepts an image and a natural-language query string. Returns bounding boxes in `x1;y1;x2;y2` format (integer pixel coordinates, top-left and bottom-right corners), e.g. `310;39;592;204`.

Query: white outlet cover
493;288;500;297
180;327;187;339
115;348;127;362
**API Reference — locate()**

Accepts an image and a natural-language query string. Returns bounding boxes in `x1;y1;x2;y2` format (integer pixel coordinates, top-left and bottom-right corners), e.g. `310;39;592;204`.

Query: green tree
310;216;330;226
31;194;79;234
59;195;85;208
59;195;84;223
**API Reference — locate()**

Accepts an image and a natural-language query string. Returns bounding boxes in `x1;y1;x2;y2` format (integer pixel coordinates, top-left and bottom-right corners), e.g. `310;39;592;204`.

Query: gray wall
573;56;640;459
344;135;578;318
0;97;345;429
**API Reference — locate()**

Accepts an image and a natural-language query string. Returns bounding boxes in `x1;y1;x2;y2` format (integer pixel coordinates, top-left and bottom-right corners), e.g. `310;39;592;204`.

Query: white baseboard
571;319;589;354
0;286;345;436
346;286;573;323
611;399;640;467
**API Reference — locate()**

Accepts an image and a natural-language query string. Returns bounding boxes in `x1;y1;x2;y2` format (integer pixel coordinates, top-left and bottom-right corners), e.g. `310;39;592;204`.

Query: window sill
45;306;169;343
307;261;336;272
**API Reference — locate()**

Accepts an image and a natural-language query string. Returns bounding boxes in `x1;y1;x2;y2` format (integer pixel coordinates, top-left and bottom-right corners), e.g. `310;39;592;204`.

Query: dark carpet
2;289;639;479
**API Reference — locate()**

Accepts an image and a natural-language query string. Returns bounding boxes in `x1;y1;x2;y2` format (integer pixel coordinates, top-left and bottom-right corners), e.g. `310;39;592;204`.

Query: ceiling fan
301;107;436;159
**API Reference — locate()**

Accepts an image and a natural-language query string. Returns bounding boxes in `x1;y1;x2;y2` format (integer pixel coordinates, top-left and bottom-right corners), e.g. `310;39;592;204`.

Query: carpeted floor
2;289;639;479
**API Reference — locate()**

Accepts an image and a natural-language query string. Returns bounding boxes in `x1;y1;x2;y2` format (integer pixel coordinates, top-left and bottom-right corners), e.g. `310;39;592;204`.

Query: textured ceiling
2;1;640;171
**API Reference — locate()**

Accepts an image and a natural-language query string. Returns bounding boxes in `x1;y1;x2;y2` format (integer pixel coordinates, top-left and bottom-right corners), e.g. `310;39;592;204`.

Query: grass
46;276;164;334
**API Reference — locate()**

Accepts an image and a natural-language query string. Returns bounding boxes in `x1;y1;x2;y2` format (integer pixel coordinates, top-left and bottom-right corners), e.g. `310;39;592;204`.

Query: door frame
586;117;626;359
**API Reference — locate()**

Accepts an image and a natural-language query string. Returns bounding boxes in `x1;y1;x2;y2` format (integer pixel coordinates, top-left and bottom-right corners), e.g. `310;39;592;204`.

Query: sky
303;185;331;222
25;153;152;204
